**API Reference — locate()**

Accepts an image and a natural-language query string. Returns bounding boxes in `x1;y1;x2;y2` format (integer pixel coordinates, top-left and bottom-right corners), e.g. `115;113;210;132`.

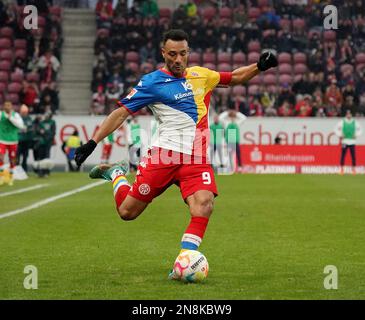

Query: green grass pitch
0;172;364;299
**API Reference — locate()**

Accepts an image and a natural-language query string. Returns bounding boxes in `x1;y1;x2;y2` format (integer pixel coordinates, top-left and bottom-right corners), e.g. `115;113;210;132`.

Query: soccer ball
173;250;209;283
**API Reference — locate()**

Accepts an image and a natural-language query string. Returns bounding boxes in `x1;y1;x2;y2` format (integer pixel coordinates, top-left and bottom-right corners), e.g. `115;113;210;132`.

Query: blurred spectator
278;100;294;117
141;0;159;18
62;129;82;172
91;85;106;115
232;31;247;53
17;104;34;172
37;50;60;83
96;0;113;28
21;80;40;113
295;95;313;117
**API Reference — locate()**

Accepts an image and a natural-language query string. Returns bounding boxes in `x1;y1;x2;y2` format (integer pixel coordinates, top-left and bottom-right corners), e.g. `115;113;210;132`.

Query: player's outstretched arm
229;51;278;86
74;107;129;166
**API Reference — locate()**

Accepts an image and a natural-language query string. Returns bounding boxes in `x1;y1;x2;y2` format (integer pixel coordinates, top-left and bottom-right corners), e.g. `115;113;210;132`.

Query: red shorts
129;148;218;203
0;143;17;160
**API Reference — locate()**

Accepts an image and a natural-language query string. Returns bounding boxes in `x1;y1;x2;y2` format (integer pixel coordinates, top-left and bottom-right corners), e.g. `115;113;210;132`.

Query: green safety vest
210;122;224;145
342;119;356;139
0;111;20;143
225;122;240;144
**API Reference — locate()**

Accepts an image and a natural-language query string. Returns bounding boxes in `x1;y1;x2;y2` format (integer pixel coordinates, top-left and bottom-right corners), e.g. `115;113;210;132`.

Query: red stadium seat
125;51;140;63
232;52;245;64
248;74;262;85
248;85;259;95
0;27;13;39
97;28;110;37
247;52;260;64
0;82;6;94
0;71;9;83
340;64;354;74
5;93;19;104
356;64;365;73
232;85;246;96
263;74;277;86
127;62;139;73
26;72;40;83
0;38;11;50
293;52;307;64
248;7;261;20
189;52;201;64
278;63;293;75
218;52;231;64
15;49;27;59
49;6;62;17
278;52;291;64
292;18;305;29
158;17;170;25
7;82;22;94
14;39;27;50
37;16;46;28
294;63;307;74
219;7;232;19
217;63;231;72
323;30;336;42
247;40;261;53
203;52;216;64
0;61;11;72
258;0;270;6
10;72;24;83
202;7;217;20
355;53;365;64
0;49;13;62
279;18;291;30
159;8;171;19
202;63;216;70
294;74;303;82
267;85;278;94
308;29;321;39
279;74;293;85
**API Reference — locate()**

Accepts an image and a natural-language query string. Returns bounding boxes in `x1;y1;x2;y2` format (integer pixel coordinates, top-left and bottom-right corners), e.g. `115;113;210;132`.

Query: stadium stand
0;0;63;114
89;0;365;118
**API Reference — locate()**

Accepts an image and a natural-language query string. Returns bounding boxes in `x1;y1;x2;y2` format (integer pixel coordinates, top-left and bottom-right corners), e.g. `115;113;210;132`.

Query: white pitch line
0;184;50;198
0;180;107;220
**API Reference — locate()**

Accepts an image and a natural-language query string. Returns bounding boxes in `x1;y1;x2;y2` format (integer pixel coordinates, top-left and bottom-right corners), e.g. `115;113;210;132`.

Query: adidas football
173;250;209;283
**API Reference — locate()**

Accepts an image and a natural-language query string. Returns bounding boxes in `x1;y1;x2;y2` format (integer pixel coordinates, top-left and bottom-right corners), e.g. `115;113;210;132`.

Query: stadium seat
248;40;261;53
0;49;12;62
278;52;291;64
218;52;231;64
7;82;22;94
232;85;246;96
0;38;11;50
0;71;9;83
294;63;307;74
97;28;110;37
49;6;62;17
203;52;216;64
125;51;139;63
340;64;354;74
356;64;365;73
217;63;231;72
248;7;261;21
279;74;293;85
279;18;291;30
26;72;40;83
293;52;307;64
127;62;139;73
0;82;6;94
267;85;278;94
248;85;259;95
247;52;260;64
202;63;216;70
263;74;277;86
37;16;46;28
248;75;261;85
355;53;365;64
15;49;27;59
294;74;303;82
323;30;336;42
0;61;11;72
0;27;13;39
232;52;246;64
278;63;293;75
292;18;306;29
158;17;170;25
219;7;232;19
5;93;19;104
258;0;270;6
202;7;217;20
189;52;201;64
10;72;24;83
159;8;171;19
14;39;27;50
308;29;321;39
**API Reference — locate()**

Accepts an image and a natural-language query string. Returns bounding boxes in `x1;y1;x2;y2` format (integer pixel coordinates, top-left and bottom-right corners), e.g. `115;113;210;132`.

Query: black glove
257;51;278;71
74;139;97;166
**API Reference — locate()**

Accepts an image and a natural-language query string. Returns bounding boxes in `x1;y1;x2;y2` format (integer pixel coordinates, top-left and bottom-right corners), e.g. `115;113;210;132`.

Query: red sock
112;175;130;208
181;216;209;250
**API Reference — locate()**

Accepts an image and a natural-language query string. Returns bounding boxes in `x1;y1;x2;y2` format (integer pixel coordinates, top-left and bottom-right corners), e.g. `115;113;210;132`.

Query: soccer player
0;101;25;186
74;29;277;278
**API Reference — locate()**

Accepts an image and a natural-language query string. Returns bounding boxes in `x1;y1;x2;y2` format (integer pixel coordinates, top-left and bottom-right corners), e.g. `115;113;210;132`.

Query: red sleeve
218;72;232;85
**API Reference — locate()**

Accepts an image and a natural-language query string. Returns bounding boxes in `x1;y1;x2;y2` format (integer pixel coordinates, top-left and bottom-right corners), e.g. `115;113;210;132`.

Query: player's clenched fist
74;139;97;166
257;51;278;71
